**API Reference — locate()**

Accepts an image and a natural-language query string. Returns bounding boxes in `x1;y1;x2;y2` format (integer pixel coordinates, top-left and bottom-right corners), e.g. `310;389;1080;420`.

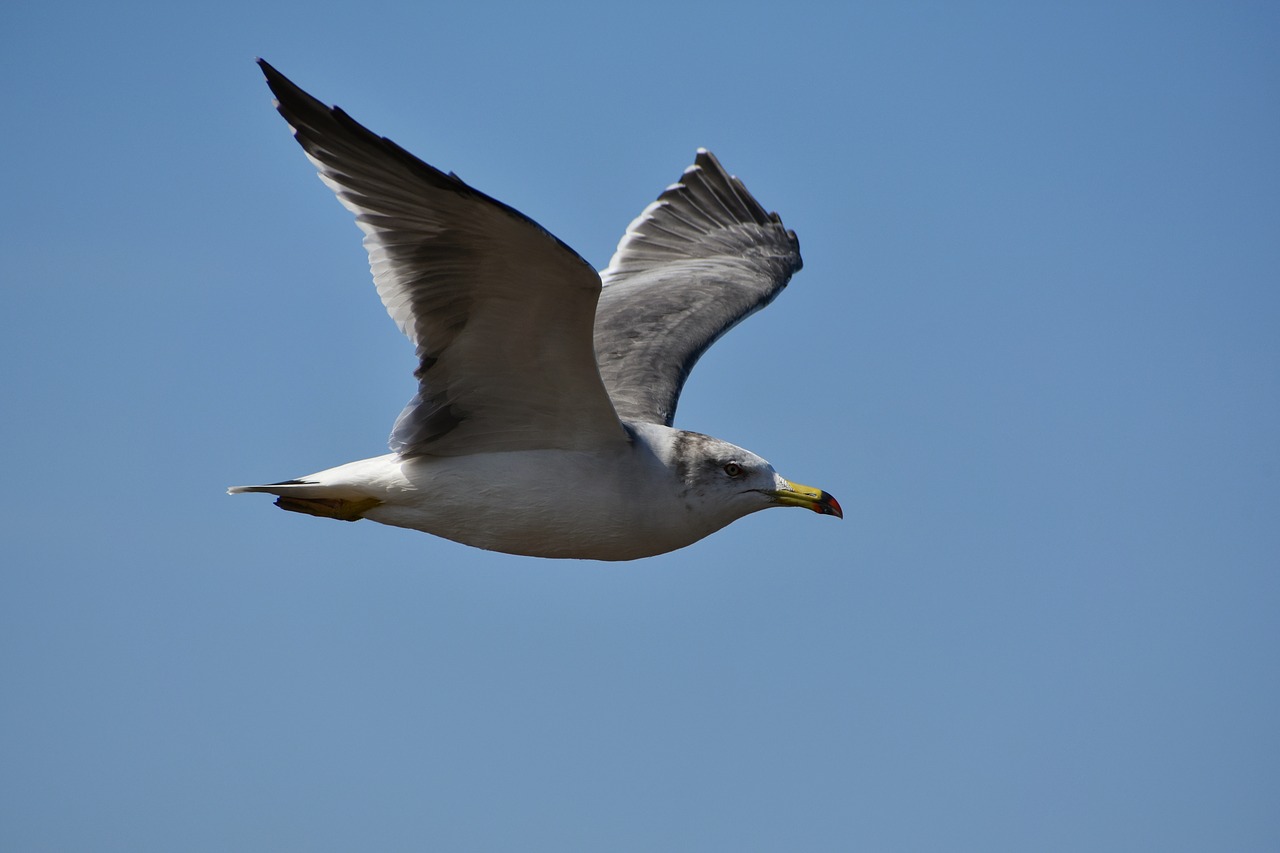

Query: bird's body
245;423;792;560
230;61;841;560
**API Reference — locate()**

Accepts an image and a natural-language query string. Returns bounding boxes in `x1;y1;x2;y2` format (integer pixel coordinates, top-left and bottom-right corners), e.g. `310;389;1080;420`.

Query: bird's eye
723;462;743;478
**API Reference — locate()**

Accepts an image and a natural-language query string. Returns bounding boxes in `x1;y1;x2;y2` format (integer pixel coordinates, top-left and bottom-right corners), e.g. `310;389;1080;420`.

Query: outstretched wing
259;60;626;456
593;149;803;426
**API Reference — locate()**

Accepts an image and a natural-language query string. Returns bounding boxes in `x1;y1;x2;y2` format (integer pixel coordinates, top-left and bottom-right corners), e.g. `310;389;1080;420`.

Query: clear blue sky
3;1;1278;850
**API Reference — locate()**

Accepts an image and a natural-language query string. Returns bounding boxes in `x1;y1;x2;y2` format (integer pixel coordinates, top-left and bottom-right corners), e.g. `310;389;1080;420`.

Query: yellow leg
274;495;382;522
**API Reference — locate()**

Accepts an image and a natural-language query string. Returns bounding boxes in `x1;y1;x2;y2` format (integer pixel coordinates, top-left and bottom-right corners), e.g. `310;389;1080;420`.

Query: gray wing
259;60;626;456
593;149;803;426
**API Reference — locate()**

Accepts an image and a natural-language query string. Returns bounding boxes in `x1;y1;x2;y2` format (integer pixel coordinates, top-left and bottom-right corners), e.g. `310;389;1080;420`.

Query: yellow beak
769;478;843;518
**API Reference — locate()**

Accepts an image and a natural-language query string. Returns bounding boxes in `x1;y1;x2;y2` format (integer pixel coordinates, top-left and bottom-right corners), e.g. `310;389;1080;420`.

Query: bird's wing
259;60;626;456
593;149;803;426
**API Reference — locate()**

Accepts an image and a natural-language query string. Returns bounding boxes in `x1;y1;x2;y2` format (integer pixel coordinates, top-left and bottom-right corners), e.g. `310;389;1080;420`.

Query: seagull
229;59;842;560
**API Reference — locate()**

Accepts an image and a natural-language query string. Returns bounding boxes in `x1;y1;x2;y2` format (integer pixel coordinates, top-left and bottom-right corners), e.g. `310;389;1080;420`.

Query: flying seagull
230;59;842;560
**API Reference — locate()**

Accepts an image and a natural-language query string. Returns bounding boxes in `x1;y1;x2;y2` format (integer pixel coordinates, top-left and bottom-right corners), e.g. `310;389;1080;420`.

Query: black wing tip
603;146;804;279
685;148;786;225
683;147;804;271
252;60;598;278
254;60;438;183
688;147;732;184
255;57;289;97
254;57;329;122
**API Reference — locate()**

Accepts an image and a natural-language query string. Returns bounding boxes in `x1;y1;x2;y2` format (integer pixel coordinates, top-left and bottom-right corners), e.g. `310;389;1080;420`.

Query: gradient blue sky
3;1;1278;850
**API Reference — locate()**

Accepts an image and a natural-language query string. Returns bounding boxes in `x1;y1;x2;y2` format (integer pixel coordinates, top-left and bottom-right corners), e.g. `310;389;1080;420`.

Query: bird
229;59;842;560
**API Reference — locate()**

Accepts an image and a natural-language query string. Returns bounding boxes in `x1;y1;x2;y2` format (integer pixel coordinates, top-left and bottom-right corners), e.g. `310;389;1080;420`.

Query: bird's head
664;429;842;525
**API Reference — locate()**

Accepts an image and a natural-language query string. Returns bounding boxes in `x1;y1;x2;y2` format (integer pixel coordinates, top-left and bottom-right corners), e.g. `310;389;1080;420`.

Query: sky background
3;1;1278;850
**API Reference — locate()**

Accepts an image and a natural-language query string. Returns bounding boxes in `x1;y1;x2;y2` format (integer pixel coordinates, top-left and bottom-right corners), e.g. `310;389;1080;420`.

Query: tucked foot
275;495;383;522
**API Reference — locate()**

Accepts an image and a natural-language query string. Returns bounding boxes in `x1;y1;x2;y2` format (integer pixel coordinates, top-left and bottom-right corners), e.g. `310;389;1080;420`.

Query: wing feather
594;149;803;426
259;60;625;456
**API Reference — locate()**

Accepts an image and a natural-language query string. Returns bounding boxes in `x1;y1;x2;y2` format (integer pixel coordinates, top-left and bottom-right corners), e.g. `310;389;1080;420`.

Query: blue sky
3;1;1278;850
